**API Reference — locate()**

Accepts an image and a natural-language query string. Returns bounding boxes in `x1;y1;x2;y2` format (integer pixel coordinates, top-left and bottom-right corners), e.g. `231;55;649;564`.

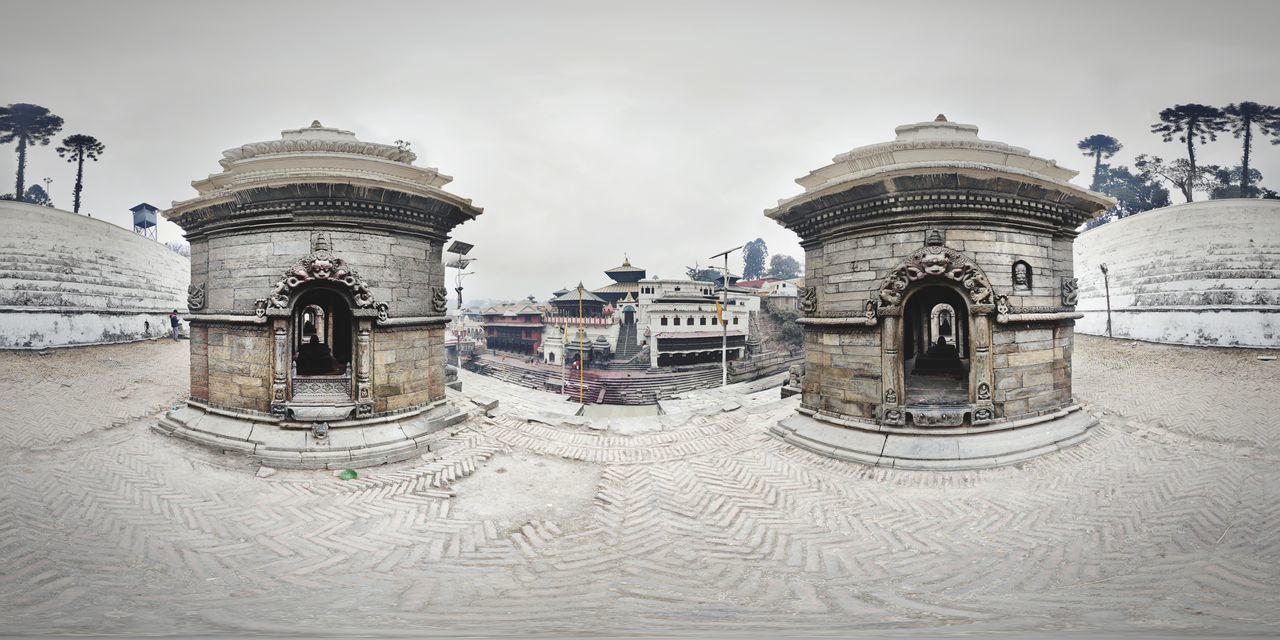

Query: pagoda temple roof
550;286;607;305
604;256;647;283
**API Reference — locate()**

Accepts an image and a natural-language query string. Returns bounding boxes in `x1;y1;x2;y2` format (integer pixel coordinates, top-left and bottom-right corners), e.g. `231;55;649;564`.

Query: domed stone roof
168;122;482;221
766;116;1110;222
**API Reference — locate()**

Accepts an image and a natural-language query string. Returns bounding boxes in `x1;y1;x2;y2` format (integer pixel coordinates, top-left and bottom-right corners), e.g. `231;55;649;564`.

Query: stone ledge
154;402;470;469
770;408;1096;470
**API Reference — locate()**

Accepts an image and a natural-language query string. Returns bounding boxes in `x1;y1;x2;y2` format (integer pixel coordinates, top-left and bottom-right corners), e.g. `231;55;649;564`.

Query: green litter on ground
338;469;358;480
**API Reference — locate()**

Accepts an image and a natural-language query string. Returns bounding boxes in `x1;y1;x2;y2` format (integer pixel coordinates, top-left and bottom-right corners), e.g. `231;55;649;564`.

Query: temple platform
770;405;1097;470
155;401;470;470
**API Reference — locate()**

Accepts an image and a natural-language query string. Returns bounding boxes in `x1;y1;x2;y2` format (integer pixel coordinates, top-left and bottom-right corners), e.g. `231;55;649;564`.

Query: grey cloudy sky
4;0;1279;301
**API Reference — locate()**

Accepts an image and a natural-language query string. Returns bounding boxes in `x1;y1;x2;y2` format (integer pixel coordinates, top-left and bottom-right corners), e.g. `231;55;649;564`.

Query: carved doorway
902;284;970;407
290;285;354;404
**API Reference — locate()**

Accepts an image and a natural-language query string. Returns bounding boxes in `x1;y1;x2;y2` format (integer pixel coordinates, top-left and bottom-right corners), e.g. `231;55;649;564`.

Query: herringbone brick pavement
1;337;1277;635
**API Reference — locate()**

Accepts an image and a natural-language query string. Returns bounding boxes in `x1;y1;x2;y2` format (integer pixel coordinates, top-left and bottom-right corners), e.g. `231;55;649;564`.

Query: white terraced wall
0;201;190;348
1073;199;1280;348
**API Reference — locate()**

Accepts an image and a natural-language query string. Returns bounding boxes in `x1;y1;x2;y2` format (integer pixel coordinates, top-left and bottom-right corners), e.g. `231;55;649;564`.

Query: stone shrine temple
157;122;482;468
768;116;1112;469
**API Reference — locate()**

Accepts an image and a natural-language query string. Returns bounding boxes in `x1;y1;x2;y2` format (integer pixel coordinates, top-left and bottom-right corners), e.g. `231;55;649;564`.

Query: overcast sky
4;0;1279;300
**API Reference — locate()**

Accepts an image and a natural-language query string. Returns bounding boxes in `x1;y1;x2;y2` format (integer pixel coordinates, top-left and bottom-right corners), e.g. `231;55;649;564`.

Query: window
674;317;681;325
700;317;707;326
733;317;739;325
687;317;694;325
661;317;668;326
674;286;681;292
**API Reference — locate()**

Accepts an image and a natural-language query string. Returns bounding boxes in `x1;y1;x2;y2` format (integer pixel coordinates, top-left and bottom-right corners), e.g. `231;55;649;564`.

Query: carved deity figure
431;287;450;314
798;286;817;315
1061;277;1079;306
787;364;805;388
1013;261;1031;290
187;283;206;311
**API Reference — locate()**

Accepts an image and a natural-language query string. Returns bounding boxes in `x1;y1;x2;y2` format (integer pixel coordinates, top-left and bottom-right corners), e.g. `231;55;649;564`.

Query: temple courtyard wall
0;200;189;349
1073;198;1280;348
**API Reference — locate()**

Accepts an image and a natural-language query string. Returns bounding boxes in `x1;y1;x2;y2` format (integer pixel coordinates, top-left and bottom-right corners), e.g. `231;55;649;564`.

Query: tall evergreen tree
0;104;65;202
1076;134;1122;187
1150;104;1227;200
56;134;106;213
1222;102;1280;197
742;238;768;280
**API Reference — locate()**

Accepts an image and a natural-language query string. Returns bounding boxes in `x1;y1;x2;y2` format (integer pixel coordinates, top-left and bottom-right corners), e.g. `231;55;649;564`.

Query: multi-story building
480;303;544;356
638;278;756;368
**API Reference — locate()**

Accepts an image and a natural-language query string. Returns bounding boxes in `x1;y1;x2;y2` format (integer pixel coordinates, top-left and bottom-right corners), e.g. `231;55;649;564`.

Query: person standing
169;309;181;341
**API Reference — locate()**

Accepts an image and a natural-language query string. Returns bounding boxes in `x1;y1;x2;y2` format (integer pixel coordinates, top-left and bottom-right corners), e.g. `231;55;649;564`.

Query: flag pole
578;283;585;405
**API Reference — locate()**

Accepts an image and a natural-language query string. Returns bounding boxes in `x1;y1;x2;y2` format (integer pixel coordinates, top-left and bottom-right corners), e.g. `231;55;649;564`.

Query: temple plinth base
155;401;471;470
770;405;1096;470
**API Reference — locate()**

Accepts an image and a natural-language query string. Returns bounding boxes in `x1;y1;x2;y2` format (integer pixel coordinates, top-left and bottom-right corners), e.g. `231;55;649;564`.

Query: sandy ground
0;335;1277;637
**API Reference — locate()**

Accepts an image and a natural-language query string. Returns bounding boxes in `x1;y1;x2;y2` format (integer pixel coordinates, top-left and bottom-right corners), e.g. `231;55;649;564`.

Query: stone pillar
270;318;288;418
355;319;373;416
879;315;903;425
970;313;995;423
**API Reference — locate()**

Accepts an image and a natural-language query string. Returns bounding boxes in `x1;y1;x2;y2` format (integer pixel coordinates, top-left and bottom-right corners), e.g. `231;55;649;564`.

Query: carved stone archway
876;245;995;314
877;246;997;427
255;246;389;323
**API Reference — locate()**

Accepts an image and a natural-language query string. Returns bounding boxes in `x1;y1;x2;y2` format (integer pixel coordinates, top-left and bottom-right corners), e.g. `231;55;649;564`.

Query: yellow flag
716;301;723;324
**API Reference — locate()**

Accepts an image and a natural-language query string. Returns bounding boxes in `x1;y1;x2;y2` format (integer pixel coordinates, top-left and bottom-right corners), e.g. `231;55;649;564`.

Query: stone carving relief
431;286;449;315
798;286;818;315
884;388;897;404
864;299;878;321
996;295;1010;315
1061;277;1079;306
187;283;206;311
977;382;991;401
255;248;386;319
974;407;993;422
786;364;805;389
876;245;994;309
911;409;966;427
1012;260;1032;291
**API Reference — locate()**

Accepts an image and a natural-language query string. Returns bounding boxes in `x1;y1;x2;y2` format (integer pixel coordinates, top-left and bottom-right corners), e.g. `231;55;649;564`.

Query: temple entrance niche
622;305;635;325
903;285;969;406
291;285;354;401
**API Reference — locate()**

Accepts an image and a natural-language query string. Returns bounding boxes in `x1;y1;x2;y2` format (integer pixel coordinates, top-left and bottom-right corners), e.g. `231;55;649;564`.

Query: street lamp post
446;241;475;374
709;245;744;388
1099;263;1112;338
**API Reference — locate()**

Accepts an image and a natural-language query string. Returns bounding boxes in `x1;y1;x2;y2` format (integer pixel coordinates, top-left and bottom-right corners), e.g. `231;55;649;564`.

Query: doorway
902;284;969;406
290;286;354;402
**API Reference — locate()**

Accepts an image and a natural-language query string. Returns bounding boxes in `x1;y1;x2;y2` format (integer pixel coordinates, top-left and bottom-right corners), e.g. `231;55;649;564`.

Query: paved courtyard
1;336;1278;636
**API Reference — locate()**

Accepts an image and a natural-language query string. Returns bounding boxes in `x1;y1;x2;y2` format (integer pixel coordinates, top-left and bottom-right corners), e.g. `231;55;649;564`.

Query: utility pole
1099;263;1112;338
709;245;743;387
578;283;585;405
